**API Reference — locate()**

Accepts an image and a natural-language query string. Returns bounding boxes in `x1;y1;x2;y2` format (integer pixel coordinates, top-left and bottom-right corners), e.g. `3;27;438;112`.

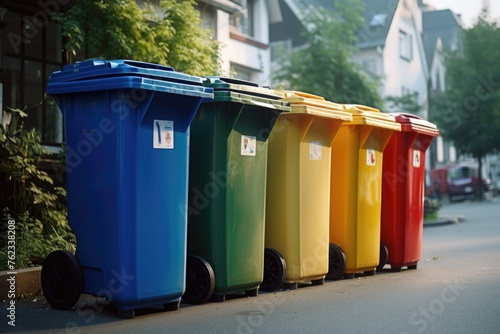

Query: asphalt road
2;199;500;334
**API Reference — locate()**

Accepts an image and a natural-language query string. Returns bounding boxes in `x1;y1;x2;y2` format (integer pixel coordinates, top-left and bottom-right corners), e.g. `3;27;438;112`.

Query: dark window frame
1;4;65;146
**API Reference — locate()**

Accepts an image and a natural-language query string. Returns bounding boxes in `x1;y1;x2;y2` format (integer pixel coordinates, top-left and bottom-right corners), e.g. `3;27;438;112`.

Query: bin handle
388;112;421;119
204;76;260;87
343;104;380;113
278;90;325;101
121;60;175;72
63;58;107;72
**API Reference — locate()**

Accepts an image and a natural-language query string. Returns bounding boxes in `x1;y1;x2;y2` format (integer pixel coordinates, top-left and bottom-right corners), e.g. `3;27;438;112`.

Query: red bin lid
388;113;440;137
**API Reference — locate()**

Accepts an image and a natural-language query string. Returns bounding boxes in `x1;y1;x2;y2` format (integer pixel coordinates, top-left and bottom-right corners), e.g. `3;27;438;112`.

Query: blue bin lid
47;59;214;99
49;59;204;85
47;76;214;99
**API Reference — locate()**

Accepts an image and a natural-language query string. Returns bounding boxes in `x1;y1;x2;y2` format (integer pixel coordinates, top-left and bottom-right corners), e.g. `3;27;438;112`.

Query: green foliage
431;3;500;200
423;197;441;219
272;0;382;108
433;4;500;158
0;106;75;270
54;0;221;76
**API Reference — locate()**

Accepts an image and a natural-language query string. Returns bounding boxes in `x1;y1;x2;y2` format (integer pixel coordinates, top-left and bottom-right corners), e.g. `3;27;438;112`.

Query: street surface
2;199;500;334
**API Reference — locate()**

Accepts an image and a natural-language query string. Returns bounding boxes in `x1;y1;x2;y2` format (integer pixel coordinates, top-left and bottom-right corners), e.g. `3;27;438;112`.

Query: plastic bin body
329;105;400;274
188;78;290;296
47;60;212;311
381;113;439;269
265;92;352;283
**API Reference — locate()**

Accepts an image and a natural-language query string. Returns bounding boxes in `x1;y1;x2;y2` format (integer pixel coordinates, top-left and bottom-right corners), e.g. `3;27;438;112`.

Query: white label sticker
366;149;376;166
309;141;322;160
153;120;174;149
413;150;421;168
241;135;256;156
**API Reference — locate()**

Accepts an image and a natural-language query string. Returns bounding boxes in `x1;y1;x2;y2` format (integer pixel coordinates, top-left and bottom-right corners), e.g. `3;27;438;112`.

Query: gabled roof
270;0;342;47
285;0;339;20
423;9;463;68
271;0;399;50
356;0;398;49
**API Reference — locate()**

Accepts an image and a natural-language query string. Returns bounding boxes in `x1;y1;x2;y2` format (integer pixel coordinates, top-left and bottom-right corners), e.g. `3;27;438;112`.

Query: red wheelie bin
379;113;439;271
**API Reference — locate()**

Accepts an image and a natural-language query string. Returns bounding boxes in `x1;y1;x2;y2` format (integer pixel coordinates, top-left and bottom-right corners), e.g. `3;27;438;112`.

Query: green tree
54;0;221;76
432;2;500;199
272;0;382;107
386;93;422;115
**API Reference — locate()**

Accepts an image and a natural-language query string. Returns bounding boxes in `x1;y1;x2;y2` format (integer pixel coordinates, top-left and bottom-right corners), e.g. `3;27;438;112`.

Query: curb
0;267;42;302
424;215;465;227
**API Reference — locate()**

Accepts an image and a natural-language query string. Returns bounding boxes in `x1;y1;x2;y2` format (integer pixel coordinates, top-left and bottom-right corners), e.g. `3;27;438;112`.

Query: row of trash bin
41;60;439;318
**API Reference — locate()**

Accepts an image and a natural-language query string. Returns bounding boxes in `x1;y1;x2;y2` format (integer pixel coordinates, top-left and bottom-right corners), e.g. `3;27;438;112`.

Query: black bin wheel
260;248;286;292
183;256;215;304
377;241;389;271
326;243;346;280
41;250;84;310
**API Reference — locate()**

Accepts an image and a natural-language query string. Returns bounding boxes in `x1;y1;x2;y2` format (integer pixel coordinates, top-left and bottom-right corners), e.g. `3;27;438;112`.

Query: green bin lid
204;77;282;98
202;77;290;112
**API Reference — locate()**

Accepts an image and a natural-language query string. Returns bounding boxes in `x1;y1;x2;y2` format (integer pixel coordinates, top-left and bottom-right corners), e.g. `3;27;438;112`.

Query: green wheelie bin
184;77;290;304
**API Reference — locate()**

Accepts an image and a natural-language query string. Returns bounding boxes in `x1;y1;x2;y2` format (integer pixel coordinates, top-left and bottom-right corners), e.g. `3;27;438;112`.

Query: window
270;40;291;63
1;10;64;145
231;63;257;82
399;30;413;61
401;87;419;103
370;13;387;27
230;0;254;37
362;59;377;75
401;86;409;96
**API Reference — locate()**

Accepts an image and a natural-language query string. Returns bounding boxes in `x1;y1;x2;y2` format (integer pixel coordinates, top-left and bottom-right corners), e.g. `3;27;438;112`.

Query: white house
270;0;430;118
196;0;283;86
357;0;429;118
422;8;463;166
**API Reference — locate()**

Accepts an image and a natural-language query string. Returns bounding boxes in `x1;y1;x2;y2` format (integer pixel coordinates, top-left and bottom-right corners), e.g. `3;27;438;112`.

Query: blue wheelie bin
42;59;213;318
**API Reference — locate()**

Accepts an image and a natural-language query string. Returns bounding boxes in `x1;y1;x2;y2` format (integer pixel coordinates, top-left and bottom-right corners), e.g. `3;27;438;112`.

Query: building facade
423;8;463;166
270;0;430;118
0;0;281;148
196;0;281;85
1;0;69;146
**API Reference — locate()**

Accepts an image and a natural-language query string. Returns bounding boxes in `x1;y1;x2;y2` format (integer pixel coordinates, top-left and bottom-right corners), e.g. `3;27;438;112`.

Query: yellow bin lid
342;104;401;131
276;90;353;121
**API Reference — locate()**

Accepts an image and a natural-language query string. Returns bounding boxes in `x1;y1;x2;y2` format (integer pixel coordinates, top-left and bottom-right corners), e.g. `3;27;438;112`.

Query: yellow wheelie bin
327;104;401;280
262;91;353;291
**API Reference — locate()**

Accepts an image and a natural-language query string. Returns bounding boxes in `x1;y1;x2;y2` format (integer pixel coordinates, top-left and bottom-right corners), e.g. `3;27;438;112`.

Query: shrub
0;106;75;270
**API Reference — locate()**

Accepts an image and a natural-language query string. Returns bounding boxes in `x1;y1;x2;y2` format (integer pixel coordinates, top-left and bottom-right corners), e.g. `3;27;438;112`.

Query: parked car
446;163;492;201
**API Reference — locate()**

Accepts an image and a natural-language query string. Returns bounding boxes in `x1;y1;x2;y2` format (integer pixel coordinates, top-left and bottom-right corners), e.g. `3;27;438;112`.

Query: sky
424;0;500;27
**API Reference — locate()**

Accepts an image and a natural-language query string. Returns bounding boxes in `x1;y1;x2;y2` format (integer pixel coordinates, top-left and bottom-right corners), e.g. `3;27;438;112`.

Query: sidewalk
424;191;498;227
423;194;467;227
